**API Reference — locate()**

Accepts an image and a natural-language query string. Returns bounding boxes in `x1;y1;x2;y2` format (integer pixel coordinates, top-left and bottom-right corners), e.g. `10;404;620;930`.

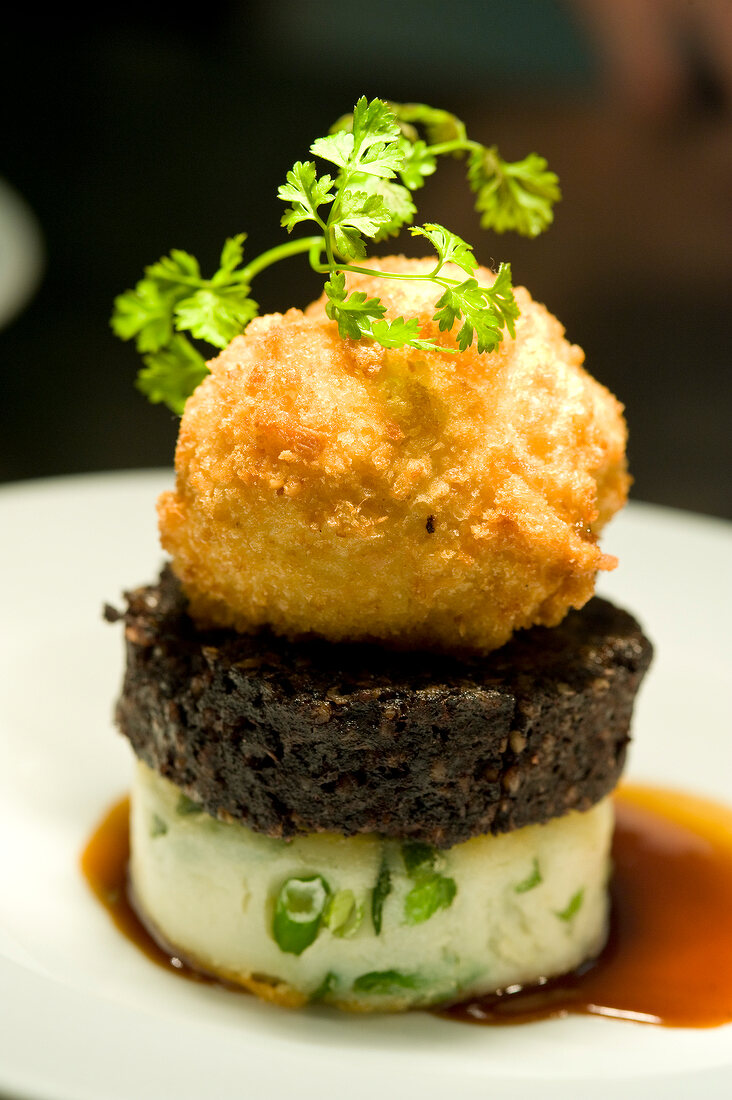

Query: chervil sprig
432;262;519;354
387;101;561;237
111;234;259;412
324;272;440;351
467;147;562;237
134;337;208;416
409;224;477;276
112;96;560;413
278;162;335;232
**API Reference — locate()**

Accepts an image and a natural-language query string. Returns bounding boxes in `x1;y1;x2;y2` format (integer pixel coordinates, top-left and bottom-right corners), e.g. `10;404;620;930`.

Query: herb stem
324;170;352;269
426;138;479;158
310;260;458;293
241;235;325;283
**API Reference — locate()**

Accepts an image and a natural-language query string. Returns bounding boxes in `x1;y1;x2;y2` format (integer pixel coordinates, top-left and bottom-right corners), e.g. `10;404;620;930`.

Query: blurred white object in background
0;177;44;331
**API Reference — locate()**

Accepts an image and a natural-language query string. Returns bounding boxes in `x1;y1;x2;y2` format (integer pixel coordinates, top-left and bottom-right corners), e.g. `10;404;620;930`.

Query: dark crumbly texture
109;567;652;847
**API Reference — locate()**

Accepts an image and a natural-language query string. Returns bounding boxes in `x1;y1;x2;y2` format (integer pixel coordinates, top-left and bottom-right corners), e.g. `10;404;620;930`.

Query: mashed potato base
131;760;612;1011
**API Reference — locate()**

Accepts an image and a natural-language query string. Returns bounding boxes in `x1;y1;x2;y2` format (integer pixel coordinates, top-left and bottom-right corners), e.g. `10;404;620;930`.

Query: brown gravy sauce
81;784;732;1027
81;796;215;985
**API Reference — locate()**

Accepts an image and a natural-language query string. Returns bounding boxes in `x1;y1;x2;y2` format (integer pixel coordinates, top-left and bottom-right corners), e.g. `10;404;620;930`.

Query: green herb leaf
111;281;178;353
484;261;519;335
398;138;437;190
432;262;518;354
514;858;542;894
556;887;585;922
410;222;477;275
404;873;457;925
352;969;422;995
351;96;403;148
350;96;404;178
331;97;409;144
338;188;393;238
315;97;403;179
217;233;247;275
324;272;386;339
371;859;391;935
309;130;355;171
144;248;201;285
345;173;416;239
135;338;208;415
332;225;368;262
328;187;397;260
467;146;561;238
174;286;258;349
277;160;334;232
112;236;260;413
354;142;405;180
272;874;330;955
324;272;442;350
369;316;443;352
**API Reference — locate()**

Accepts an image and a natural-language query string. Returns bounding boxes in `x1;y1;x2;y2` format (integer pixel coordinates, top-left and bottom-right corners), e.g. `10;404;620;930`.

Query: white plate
0;471;730;1100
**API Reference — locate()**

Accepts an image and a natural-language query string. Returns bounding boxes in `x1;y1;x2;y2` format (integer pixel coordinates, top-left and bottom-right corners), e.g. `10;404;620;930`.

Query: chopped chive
150;813;168;838
272;874;330;955
556;887;585;922
404;873;457;925
323;889;363;937
311;971;338;1002
353;969;422;995
514;858;542;894
402;841;436;878
176;793;203;816
372;859;391;935
323;890;354;930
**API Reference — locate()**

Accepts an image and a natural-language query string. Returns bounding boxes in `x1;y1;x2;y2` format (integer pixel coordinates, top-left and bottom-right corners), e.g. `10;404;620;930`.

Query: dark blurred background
1;0;730;517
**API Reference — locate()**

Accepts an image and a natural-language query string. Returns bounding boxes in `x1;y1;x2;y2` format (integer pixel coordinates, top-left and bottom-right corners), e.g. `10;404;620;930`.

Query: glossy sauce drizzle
81;784;732;1027
81;796;213;984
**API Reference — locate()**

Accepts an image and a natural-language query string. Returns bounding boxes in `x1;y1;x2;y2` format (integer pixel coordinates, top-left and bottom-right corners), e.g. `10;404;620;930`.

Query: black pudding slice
108;566;652;848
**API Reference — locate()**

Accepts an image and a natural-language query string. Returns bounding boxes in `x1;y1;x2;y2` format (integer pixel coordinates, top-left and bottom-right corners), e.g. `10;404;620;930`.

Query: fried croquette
157;258;629;652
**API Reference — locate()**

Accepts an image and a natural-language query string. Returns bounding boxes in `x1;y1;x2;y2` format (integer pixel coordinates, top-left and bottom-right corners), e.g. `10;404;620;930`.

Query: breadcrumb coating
158;258;629;652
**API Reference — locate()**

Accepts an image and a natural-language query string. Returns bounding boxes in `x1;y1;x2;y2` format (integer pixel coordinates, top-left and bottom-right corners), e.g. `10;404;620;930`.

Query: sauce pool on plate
81;784;732;1027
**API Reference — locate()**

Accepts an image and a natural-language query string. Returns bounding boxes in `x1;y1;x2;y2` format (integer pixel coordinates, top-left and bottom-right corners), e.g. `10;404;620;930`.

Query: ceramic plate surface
1;471;730;1100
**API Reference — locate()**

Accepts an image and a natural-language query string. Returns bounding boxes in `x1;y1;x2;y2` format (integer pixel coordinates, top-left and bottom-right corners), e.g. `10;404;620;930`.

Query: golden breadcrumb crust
158;258;629;652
